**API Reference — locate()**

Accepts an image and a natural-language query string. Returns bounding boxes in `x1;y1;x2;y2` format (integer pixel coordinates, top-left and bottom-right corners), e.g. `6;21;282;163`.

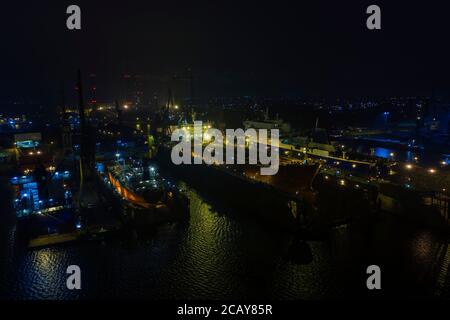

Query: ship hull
155;146;319;231
97;169;189;229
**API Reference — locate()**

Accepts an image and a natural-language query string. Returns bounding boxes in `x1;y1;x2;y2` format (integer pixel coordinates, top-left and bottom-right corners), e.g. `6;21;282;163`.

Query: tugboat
98;158;189;228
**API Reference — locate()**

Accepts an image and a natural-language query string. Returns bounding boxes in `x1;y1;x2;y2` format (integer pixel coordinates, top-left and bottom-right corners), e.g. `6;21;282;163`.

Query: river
0;176;446;299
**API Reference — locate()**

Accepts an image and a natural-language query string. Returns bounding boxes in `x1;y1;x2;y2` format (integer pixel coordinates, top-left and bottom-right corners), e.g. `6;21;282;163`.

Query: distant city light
428;168;436;174
124;105;129;109
405;164;413;170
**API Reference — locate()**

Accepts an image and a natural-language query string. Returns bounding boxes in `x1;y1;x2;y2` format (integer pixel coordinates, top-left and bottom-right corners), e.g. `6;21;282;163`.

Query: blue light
374;147;391;159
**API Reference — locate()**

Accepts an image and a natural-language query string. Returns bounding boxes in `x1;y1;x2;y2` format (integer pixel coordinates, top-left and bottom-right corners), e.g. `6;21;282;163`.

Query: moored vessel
98;158;189;227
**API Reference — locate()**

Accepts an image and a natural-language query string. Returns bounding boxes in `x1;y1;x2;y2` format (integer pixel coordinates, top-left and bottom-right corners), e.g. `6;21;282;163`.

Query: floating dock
28;226;120;250
28;231;80;249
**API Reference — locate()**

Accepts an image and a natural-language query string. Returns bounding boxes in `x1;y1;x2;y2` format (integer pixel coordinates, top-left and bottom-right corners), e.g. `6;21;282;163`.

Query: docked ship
98;159;189;227
243;107;292;136
155;124;320;230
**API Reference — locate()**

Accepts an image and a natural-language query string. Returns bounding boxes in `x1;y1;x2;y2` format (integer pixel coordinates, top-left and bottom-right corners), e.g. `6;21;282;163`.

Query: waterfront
0;175;447;299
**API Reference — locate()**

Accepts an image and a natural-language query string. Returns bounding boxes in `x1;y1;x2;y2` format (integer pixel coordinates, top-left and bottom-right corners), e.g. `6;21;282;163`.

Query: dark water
0;177;445;300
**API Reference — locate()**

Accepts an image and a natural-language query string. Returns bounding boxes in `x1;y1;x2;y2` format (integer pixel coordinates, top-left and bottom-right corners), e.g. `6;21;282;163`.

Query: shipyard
0;1;449;306
171;121;280;173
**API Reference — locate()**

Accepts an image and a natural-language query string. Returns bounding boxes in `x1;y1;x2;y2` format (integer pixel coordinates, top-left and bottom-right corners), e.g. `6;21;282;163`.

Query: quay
28;225;120;250
28;232;80;249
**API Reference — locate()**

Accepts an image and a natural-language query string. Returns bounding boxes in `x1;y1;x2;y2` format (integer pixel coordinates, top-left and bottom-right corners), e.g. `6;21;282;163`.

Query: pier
27;225;120;250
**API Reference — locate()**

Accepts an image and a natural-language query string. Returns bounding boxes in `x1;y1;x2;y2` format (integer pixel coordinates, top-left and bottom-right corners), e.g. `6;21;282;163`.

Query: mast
76;69;98;210
61;82;72;155
115;99;123;129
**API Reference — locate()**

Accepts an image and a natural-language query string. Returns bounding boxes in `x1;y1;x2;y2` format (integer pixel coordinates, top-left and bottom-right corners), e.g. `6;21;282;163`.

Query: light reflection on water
0;180;443;299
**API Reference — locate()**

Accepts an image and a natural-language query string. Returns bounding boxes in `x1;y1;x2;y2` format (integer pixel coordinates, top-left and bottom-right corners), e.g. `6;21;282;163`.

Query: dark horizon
2;1;450;105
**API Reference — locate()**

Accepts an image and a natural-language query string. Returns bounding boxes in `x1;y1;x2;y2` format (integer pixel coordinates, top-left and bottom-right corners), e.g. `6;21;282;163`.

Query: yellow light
124;105;129;109
340;179;346;186
352;164;357;168
405;164;413;170
174;105;179;110
428;168;436;174
390;152;395;157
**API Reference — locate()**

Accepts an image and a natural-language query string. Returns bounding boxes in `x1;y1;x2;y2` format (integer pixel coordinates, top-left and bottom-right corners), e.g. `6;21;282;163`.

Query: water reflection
0;179;444;299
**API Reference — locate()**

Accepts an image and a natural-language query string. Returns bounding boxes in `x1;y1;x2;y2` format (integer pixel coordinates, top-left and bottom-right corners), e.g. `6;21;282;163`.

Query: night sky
2;1;450;104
